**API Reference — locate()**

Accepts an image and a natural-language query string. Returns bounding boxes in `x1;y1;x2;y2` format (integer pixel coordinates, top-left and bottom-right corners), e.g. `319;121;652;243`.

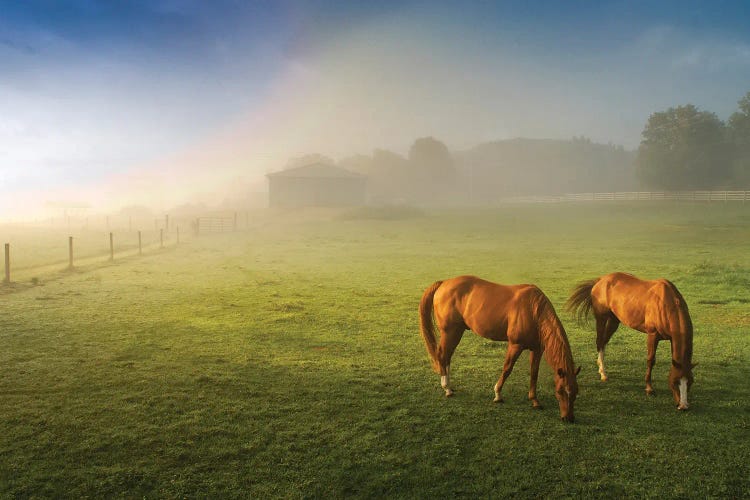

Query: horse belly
470;320;509;342
609;302;648;333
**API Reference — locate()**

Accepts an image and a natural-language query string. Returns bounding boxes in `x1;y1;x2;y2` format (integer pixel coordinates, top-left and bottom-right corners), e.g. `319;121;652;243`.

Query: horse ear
575;366;582;376
557;368;566;378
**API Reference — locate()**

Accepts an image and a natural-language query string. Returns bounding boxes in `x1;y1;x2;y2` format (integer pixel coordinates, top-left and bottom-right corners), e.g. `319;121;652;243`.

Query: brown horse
420;275;580;422
566;272;694;410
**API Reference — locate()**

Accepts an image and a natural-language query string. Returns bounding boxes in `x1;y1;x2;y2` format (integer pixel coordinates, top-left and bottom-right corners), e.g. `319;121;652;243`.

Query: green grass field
1;203;748;497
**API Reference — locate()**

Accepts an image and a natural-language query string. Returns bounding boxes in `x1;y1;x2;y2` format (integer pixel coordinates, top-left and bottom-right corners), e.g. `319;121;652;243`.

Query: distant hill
453;137;636;201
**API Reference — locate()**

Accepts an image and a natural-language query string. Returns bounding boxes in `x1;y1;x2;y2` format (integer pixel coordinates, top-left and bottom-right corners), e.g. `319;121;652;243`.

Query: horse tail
566;278;598;324
419;280;443;373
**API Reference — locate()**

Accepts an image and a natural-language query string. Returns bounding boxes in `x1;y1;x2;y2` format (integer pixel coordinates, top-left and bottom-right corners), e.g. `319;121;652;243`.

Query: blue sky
1;0;750;214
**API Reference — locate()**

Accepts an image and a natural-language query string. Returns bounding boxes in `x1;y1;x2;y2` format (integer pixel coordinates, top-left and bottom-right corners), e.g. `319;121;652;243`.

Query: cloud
672;42;750;71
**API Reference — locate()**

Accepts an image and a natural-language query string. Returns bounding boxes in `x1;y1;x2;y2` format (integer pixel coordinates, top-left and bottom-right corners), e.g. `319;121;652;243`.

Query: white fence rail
501;191;750;203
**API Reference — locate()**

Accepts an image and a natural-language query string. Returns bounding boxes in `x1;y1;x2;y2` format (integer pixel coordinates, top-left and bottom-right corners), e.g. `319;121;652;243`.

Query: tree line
284;91;750;205
636;91;750;189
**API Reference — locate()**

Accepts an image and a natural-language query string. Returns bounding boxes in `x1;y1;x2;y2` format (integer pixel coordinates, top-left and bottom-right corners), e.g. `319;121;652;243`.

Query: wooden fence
500;190;750;203
195;216;237;234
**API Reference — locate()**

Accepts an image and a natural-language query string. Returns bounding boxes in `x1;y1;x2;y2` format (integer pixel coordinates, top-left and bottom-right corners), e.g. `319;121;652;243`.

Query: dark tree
728;92;750;186
408;137;455;201
636;105;731;189
408;137;455;180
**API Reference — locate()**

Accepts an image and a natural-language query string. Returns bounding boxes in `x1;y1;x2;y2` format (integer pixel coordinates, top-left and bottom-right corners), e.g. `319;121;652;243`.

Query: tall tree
728;91;750;186
408;137;455;201
636;105;731;189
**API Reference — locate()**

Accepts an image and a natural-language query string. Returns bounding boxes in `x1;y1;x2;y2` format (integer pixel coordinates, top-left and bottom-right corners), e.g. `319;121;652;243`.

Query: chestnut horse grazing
566;272;694;410
420;276;580;422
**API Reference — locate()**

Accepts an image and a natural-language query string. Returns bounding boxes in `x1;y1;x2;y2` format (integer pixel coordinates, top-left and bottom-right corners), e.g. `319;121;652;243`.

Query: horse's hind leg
645;333;660;395
596;314;619;382
528;348;543;409
438;326;463;397
494;343;524;403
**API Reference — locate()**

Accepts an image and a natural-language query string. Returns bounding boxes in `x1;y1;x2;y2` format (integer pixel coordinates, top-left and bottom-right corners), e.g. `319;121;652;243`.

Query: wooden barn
266;163;367;208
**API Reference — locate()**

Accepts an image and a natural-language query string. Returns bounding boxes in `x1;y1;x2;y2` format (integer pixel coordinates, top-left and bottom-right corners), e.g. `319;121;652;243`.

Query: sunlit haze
2;1;750;219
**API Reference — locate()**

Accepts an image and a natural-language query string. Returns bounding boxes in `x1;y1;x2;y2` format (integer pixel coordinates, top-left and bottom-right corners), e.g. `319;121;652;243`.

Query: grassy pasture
0;203;749;497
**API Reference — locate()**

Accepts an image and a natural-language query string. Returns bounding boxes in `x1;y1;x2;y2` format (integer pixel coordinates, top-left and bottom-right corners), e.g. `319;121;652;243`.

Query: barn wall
269;177;366;208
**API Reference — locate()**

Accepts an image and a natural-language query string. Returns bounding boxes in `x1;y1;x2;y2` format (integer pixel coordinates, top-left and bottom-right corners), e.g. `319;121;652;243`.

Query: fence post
195;218;200;236
160;229;164;249
176;225;180;245
109;232;114;261
68;236;74;269
138;231;142;256
246;211;249;229
233;212;238;231
4;243;9;284
165;214;169;231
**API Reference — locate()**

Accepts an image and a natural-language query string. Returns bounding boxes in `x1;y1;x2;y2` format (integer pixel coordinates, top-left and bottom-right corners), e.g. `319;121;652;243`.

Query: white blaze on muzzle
678;377;689;409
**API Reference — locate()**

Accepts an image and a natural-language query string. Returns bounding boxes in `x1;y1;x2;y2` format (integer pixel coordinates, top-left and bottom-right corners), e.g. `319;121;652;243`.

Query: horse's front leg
645;333;659;395
494;344;524;403
528;348;543;409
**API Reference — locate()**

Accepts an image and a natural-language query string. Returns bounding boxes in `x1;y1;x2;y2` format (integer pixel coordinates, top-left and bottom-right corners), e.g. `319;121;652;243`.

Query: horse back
433;275;541;343
593;273;691;338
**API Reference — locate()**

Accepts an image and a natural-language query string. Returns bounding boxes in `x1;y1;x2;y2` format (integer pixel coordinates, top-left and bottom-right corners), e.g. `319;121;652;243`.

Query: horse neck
540;313;575;374
671;322;693;367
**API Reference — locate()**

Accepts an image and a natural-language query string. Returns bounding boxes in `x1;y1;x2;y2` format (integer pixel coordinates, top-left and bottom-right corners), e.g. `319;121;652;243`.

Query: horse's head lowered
669;360;695;411
555;366;581;423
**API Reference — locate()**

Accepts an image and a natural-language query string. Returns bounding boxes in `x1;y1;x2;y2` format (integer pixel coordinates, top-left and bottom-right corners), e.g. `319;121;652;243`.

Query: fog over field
2;1;750;219
3;3;750;497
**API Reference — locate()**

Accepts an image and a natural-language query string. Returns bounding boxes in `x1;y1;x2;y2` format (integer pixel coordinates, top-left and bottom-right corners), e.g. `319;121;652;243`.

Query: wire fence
1;212;249;286
499;190;750;203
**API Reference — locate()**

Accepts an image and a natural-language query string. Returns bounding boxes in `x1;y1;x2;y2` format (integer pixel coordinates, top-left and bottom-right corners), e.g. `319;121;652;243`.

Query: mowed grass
1;203;749;497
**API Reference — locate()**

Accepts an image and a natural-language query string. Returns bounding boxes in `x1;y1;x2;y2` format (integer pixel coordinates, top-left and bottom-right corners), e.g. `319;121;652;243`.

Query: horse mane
531;289;576;374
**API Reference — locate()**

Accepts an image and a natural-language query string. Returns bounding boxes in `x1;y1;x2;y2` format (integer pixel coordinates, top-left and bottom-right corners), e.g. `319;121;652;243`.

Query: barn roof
266;162;365;179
